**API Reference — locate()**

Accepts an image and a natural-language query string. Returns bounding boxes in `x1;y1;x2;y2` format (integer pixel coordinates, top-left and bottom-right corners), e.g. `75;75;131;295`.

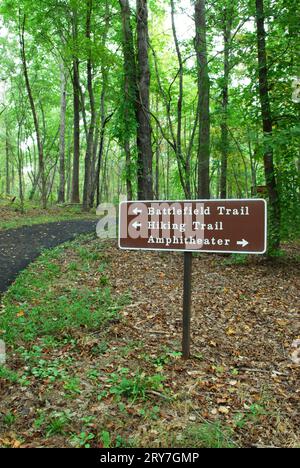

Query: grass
0;199;97;231
0;235;141;447
107;368;166;402
0;236;123;345
177;422;235;448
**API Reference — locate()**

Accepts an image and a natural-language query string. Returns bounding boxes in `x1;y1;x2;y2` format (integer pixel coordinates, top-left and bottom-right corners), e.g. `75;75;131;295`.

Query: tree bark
136;0;153;200
220;6;233;199
171;0;191;197
91;0;111;207
255;0;281;249
119;0;138;201
83;0;96;211
17;120;24;213
155;98;160;199
71;7;81;204
95;111;114;207
5;122;10;195
195;0;210;199
58;61;67;204
20;14;47;208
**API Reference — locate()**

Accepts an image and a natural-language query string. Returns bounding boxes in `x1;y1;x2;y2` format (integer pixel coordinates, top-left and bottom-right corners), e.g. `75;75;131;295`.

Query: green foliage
0;0;298;254
63;377;82;397
0;247;123;344
108;368;166;402
177;422;235;449
2;411;17;426
70;432;95;449
234;404;268;429
0;366;19;383
100;430;130;449
46;413;71;437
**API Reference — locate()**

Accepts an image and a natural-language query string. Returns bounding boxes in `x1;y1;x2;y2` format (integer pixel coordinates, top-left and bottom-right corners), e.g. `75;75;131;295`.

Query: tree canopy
0;0;299;249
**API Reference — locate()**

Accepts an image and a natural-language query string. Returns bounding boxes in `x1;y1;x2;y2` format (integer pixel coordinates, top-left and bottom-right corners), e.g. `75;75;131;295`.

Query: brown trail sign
119;199;267;254
119;199;267;358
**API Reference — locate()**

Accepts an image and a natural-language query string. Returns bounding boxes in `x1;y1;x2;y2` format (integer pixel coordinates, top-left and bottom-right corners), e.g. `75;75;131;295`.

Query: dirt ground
107;243;300;443
0;239;299;448
0;220;97;293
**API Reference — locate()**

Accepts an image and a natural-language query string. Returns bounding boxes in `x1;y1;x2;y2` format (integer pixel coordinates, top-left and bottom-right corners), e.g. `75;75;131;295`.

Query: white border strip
118;199;268;255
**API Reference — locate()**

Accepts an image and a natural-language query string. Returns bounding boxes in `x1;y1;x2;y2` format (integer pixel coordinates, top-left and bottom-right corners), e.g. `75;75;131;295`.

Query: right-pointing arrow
237;239;249;248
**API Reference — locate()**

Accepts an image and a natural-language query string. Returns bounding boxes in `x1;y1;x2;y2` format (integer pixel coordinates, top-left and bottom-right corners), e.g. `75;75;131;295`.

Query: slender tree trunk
166;145;170;198
100;142;109;203
220;7;233;199
20;14;47;208
195;0;210;199
83;0;96;211
119;0;137;201
66;127;72;201
11;164;15;194
155;100;160;199
17;122;24;213
71;8;81;204
255;0;281;249
170;0;191;197
136;0;153;200
95;101;106;207
171;0;184;194
91;0;111;207
94;110;113;207
247;127;258;195
5;123;10;195
58;62;67;204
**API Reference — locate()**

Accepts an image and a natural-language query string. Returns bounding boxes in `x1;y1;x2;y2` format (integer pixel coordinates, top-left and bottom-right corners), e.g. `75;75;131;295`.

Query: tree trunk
58;61;67;204
11;164;15;194
95;101;106;207
119;0;137;201
90;0;111;207
136;0;153;200
5;123;10;195
20;14;47;208
83;0;96;211
195;0;210;199
170;0;191;198
155;100;160;199
220;6;233;199
17;122;24;213
71;8;81;204
255;0;281;250
94;110;113;207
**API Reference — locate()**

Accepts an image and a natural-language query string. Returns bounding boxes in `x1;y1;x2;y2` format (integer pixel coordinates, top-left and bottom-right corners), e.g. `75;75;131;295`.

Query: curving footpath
0;219;98;294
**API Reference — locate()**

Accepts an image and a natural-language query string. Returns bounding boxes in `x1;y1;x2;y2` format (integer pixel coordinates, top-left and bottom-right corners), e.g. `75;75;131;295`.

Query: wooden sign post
182;252;192;359
119;199;267;359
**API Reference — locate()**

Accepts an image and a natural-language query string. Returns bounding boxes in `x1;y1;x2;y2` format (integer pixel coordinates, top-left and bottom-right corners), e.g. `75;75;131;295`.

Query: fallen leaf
218;406;230;415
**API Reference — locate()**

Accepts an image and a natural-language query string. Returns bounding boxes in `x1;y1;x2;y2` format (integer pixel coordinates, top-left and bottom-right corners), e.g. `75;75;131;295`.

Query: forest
0;0;299;248
0;0;299;451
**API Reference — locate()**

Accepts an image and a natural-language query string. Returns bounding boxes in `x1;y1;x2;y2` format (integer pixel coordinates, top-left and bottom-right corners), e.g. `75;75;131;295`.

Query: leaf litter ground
0;238;299;448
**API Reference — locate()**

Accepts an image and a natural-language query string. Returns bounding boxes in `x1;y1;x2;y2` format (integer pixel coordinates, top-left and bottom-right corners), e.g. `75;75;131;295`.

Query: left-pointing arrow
133;207;142;215
237;239;249;248
132;221;142;229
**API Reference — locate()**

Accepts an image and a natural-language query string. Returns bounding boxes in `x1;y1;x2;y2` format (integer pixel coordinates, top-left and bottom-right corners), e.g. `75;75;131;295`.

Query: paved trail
0;220;98;293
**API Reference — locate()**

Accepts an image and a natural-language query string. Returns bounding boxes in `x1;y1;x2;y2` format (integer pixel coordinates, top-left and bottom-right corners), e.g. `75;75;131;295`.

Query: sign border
118;198;268;255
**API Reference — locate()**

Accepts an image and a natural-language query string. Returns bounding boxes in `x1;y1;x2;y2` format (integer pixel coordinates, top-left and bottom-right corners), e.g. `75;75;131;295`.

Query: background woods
0;0;299;248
